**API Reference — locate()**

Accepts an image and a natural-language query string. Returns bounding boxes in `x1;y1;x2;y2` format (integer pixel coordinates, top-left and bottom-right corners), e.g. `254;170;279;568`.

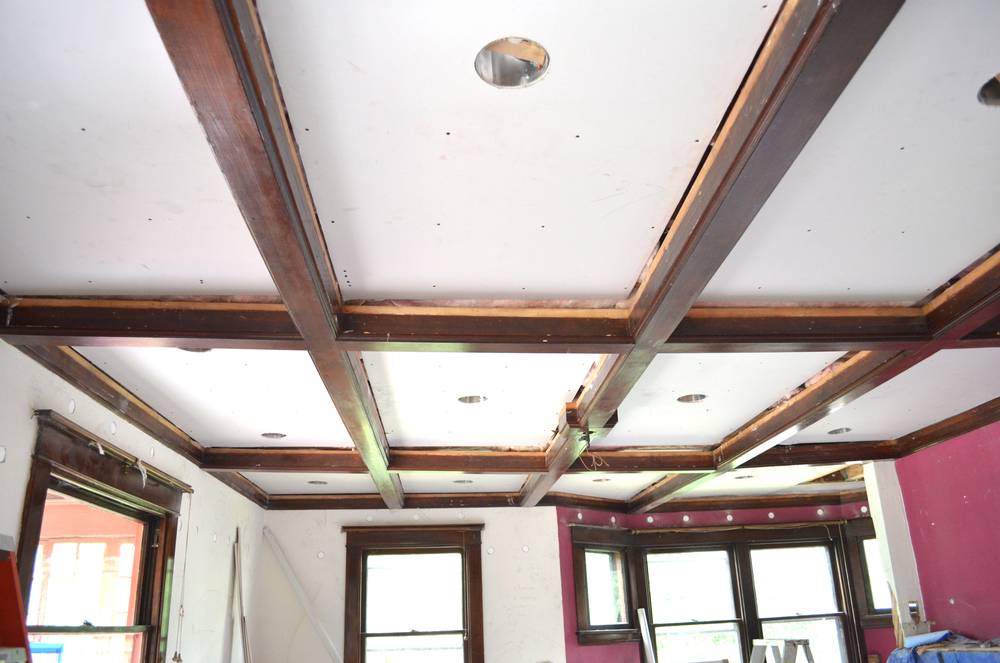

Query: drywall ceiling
790;348;1000;444
598;352;842;448
0;1;275;296
244;472;376;495
256;0;780;300
77;347;353;447
552;472;667;501
685;464;851;498
398;472;527;494
700;0;1000;305
362;351;599;448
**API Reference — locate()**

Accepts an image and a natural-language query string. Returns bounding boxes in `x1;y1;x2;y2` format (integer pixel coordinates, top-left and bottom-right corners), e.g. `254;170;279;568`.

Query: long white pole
262;527;345;663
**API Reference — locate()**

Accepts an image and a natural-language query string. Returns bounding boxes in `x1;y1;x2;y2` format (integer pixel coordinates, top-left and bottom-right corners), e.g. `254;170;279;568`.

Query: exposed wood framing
146;0;403;507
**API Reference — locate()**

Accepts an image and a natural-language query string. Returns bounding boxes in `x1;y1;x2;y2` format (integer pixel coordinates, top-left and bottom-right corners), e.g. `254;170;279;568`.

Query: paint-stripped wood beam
518;0;903;507
146;0;403;507
894;395;1000;456
17;297;1000;353
212;471;269;508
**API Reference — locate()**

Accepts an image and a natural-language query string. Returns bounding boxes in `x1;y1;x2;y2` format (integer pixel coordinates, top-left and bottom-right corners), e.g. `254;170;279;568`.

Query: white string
171;492;195;663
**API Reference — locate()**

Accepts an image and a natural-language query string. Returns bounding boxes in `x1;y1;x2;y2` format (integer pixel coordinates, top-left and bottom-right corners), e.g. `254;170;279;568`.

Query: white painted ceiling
244;472;376;495
700;0;1000;306
76;347;353;448
256;0;780;301
552;471;667;501
685;465;851;498
598;352;842;448
398;472;527;494
362;352;599;448
790;348;1000;444
0;0;275;296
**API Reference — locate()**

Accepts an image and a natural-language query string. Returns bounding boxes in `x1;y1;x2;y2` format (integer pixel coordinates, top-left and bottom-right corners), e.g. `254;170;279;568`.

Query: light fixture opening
733;474;755;480
307;480;328;486
475;37;549;89
457;395;487;404
677;393;707;404
978;74;1000;106
453;479;474;485
261;432;287;440
180;347;211;353
591;477;611;483
827;427;852;435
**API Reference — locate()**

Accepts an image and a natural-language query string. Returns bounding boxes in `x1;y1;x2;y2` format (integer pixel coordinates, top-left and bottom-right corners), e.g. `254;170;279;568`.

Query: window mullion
733;542;762;651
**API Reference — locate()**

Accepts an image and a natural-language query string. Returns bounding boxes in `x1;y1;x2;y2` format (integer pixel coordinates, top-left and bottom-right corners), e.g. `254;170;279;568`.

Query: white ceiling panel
790;348;1000;444
685;465;851;498
552;472;667;501
362;352;599;448
700;0;1000;305
598;352;842;448
0;1;275;296
257;0;780;300
77;347;353;448
244;472;376;495
398;472;527;494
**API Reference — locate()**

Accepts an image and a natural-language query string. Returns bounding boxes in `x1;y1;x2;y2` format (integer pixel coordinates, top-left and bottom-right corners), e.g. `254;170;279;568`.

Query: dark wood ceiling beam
211;471;269;508
743;440;900;467
650;488;868;514
7;295;999;353
146;0;403;507
894;396;1000;456
518;0;903;507
16;346;204;464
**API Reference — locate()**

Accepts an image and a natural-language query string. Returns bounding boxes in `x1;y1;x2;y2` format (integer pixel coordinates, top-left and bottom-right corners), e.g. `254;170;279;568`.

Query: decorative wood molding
147;0;403;508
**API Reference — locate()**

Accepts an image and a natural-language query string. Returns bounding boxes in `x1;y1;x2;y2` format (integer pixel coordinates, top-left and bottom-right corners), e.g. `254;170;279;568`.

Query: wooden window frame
343;525;485;663
17;411;188;663
570;522;872;663
844;519;893;629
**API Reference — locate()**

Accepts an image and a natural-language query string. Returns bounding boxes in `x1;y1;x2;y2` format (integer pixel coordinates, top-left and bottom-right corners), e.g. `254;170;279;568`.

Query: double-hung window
344;526;484;663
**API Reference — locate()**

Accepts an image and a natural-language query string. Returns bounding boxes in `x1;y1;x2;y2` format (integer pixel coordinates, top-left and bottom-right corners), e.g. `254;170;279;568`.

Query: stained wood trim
7;296;999;353
893;395;1000;456
745;440;900;467
649;488;868;514
518;0;901;508
269;492;521;511
628;473;716;514
17;346;204;464
210;471;269;508
146;0;403;508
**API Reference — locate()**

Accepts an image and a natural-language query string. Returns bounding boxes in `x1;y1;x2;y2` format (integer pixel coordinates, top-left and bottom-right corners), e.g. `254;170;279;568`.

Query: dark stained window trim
844;519;893;629
570;521;874;663
17;412;187;663
343;525;485;663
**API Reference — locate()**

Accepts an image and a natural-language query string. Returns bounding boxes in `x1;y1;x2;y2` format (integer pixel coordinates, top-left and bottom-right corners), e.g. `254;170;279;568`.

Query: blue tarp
888;633;1000;663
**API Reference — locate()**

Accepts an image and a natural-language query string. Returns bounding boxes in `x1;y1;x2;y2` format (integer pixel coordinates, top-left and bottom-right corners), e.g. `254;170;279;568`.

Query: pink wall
555;500;877;663
895;419;1000;640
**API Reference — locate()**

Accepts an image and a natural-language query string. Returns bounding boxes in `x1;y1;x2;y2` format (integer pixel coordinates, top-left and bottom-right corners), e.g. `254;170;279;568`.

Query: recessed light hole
262;432;287;439
979;74;1000;106
457;395;487;404
677;393;707;403
827;427;852;435
308;480;328;486
474;37;549;89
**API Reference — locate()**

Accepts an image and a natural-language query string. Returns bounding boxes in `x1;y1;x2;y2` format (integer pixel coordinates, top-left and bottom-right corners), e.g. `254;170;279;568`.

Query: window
844;519;892;628
18;411;187;663
344;526;484;663
752;546;848;663
571;523;871;663
647;550;742;663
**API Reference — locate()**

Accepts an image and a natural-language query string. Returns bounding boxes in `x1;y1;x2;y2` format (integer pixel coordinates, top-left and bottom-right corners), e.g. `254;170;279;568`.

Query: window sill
860;613;893;630
577;628;639;645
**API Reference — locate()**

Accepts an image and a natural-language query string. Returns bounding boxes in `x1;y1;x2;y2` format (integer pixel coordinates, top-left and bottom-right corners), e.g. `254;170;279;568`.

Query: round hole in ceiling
453;479;474;485
307;480;328;486
261;432;287;439
457;395;487;404
676;393;707;404
827;427;852;435
474;37;549;89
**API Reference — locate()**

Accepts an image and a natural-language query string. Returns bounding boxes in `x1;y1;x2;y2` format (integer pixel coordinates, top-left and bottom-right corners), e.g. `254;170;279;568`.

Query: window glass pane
584;550;628;625
655;622;742;663
28;490;146;627
862;539;892;611
29;632;143;663
365;634;464;663
647;550;736;623
365;553;463;634
762;617;847;663
751;546;838;618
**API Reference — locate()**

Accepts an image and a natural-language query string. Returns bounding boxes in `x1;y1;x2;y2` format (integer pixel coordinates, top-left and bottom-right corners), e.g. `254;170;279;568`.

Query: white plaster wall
252;507;567;663
0;340;266;663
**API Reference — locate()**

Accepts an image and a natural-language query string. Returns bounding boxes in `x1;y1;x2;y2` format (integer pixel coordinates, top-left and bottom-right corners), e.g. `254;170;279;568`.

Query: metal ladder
749;639;816;663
